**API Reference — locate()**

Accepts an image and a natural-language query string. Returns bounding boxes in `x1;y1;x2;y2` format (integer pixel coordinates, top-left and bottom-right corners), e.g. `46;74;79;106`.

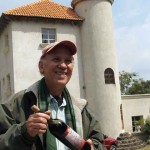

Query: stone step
116;132;146;150
118;140;143;147
117;144;146;150
117;138;139;143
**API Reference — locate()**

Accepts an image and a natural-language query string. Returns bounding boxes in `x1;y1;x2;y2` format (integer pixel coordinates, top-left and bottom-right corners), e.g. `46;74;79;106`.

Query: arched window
104;68;115;84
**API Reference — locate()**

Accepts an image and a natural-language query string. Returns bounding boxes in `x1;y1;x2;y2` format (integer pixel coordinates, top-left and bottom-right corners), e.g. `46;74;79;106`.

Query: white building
2;0;147;138
122;94;150;133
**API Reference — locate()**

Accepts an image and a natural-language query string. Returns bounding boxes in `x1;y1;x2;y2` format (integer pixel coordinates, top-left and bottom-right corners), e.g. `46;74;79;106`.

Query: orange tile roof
4;0;83;21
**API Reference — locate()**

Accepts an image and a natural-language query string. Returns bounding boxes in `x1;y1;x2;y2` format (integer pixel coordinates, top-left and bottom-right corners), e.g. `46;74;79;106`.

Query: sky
0;0;150;80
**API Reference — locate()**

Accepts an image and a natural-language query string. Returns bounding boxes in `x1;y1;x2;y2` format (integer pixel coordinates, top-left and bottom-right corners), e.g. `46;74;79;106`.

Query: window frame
42;28;56;44
104;68;115;84
3;33;9;54
132;115;143;132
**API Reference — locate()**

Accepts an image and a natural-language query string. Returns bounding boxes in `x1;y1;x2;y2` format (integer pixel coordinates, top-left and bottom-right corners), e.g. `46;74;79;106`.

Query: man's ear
39;60;44;74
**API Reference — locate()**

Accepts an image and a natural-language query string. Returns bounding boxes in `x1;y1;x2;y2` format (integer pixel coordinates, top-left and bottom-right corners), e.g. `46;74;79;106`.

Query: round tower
72;0;122;138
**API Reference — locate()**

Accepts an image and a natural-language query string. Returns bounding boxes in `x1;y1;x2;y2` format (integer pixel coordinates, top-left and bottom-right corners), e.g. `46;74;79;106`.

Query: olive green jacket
0;81;105;150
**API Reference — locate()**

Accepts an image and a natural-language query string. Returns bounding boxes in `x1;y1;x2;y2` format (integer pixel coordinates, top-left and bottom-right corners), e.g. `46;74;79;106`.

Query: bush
143;117;150;133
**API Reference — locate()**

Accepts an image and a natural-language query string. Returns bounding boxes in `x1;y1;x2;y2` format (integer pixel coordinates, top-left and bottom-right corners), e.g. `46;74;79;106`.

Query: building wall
0;23;14;102
0;20;85;102
122;94;150;133
74;0;122;138
1;19;150;138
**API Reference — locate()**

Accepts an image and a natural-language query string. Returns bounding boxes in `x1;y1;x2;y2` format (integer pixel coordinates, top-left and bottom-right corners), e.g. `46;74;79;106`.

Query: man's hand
26;110;50;137
87;139;94;150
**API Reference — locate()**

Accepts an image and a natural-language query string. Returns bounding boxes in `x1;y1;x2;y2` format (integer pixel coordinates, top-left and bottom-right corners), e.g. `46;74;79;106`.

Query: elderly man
0;40;105;150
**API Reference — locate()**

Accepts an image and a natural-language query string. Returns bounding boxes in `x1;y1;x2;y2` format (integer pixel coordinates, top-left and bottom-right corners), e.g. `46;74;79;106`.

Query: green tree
119;71;138;95
128;80;150;94
119;71;150;95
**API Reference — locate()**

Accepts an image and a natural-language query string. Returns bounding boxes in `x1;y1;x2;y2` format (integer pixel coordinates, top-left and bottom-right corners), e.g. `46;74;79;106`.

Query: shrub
143;117;150;133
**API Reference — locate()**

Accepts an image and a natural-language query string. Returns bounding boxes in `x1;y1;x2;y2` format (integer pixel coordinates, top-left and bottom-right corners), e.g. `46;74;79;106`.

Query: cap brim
41;40;77;58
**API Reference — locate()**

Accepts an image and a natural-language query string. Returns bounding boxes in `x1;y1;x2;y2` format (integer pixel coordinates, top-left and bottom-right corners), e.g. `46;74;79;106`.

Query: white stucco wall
0;24;14;102
0;19;86;102
74;0;122;138
10;20;84;98
122;94;150;133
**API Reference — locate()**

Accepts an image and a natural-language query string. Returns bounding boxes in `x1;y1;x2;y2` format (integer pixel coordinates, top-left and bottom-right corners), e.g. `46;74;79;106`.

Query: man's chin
56;80;68;86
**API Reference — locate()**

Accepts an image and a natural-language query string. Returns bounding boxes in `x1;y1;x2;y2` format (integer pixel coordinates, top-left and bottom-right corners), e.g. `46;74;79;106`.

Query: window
5;34;9;47
42;28;56;43
104;68;115;84
0;81;1;100
132;116;143;132
6;74;11;97
3;78;5;86
3;34;9;54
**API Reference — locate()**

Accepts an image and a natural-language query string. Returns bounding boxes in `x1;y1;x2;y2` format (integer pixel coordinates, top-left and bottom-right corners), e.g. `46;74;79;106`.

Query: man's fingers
86;139;93;145
86;139;95;150
26;111;50;137
32;112;50;120
45;110;51;116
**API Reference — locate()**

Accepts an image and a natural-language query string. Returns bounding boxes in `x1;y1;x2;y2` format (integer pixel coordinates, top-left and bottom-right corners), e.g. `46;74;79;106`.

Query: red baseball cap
41;40;77;58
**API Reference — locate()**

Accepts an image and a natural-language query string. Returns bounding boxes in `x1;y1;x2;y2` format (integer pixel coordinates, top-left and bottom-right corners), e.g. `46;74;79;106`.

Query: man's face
39;45;74;87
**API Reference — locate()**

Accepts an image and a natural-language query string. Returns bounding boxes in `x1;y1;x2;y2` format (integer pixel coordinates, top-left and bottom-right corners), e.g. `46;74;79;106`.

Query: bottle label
63;126;85;149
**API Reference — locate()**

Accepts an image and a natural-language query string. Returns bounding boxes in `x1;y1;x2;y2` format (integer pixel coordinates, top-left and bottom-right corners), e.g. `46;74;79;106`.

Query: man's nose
58;61;67;68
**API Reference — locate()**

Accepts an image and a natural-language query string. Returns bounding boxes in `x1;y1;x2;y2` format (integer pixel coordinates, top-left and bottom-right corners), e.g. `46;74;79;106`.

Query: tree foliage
143;116;150;134
119;71;138;94
128;80;150;94
119;71;150;95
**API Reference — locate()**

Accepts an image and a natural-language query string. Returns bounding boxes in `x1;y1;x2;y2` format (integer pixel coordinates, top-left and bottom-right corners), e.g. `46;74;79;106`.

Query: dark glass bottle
31;105;91;150
48;119;91;150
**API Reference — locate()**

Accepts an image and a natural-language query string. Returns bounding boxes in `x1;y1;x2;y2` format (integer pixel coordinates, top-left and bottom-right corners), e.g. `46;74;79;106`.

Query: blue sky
0;0;150;80
112;0;150;80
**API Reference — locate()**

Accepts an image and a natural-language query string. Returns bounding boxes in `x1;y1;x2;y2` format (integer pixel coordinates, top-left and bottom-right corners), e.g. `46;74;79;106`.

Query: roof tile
4;0;82;21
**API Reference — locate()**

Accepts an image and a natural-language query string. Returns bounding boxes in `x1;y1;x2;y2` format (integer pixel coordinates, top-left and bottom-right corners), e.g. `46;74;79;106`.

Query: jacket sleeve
82;107;106;150
0;91;35;150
